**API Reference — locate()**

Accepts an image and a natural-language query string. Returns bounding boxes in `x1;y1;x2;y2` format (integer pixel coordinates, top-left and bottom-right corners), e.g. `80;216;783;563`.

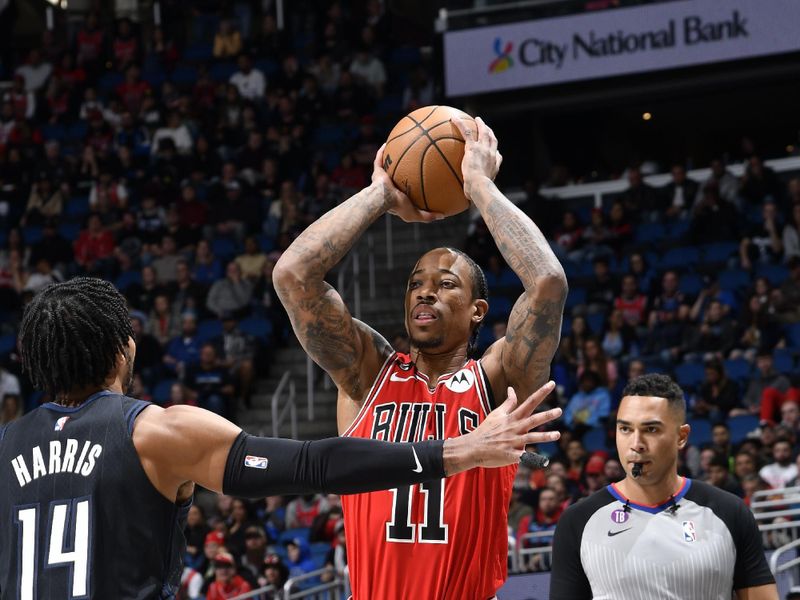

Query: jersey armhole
124;398;152;436
476;361;497;413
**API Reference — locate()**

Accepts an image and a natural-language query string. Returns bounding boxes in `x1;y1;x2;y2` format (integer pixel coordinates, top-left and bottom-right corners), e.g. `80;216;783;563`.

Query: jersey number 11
386;480;449;543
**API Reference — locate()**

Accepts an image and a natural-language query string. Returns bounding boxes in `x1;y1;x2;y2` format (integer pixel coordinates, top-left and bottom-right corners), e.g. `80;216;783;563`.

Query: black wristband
223;432;446;498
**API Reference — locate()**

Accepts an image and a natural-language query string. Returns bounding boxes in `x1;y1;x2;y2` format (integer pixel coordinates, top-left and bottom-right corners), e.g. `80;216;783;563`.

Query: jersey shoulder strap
120;396;152;436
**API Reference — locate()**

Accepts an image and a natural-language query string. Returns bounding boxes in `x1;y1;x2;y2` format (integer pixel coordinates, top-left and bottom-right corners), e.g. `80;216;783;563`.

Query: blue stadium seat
665;219;690;240
209;61;237;82
22;226;43;245
41;123;66;142
773;348;794;373
98;72;124;94
211;237;238;260
582;427;608;452
659;247;699;271
678;273;703;297
674;362;705;389
57;223;81;241
115;270;142;292
718;269;751;292
784;323;800;350
280;527;310;544
152;379;176;405
0;334;16;357
634;222;665;245
755;263;789;287
65;196;90;219
476;324;495;351
586;312;606;336
489;296;513;321
723;358;751;383
700;242;738;266
183;42;213;62
142;65;166;87
257;233;275;253
67;121;88;142
376;93;403;116
239;317;272;342
196;320;223;344
564;287;586;312
170;65;198;85
728;414;759;444
498;269;521;289
254;58;279;77
687;418;712;446
560;315;572;336
388;46;422;66
310;542;331;569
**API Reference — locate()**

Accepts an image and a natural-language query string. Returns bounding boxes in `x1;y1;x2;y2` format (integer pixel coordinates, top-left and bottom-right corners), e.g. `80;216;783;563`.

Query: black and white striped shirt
550;478;774;599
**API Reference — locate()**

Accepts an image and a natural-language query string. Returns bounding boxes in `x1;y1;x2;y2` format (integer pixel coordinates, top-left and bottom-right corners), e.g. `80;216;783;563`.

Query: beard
409;333;444;350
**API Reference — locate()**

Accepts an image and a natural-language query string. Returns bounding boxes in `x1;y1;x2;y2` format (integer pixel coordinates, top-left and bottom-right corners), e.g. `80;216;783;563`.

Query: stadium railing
515;530;555;573
271;370;297;440
751;486;800;551
230;568;348;600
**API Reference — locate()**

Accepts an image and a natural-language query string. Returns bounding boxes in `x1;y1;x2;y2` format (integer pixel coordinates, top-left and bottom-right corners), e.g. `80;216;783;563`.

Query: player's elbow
272;256;301;294
535;270;568;304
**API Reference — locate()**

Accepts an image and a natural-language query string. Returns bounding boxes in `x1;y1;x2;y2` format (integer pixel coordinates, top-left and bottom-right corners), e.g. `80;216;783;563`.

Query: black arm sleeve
222;432;445;497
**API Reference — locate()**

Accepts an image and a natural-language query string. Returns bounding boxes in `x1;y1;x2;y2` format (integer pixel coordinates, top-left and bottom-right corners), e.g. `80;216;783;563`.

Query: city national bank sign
444;0;800;96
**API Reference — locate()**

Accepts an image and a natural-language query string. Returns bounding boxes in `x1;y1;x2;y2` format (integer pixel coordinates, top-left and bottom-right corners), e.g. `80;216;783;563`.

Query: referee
550;374;777;600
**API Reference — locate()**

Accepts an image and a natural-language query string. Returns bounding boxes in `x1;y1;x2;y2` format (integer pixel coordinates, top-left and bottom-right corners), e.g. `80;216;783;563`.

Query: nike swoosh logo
390;373;417;382
411;447;423;473
607;528;632;537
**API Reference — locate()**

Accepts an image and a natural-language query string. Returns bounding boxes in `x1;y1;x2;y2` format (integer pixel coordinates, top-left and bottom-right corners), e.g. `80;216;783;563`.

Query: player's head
616;374;689;484
19;277;135;401
405;248;488;356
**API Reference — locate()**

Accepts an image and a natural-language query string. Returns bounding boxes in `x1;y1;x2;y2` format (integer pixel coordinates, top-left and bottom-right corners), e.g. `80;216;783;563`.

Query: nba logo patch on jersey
445;369;475;393
682;520;697;542
54;416;70;431
244;455;268;469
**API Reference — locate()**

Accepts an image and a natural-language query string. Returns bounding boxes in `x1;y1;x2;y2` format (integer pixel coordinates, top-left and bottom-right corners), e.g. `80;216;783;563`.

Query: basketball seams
419;141;432;211
405;115;466;188
388;116;459;179
385;106;439;145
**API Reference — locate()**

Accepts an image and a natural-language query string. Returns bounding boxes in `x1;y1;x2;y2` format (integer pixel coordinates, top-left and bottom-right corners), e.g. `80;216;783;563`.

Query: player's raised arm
133;383;561;499
452;117;567;400
273;147;441;407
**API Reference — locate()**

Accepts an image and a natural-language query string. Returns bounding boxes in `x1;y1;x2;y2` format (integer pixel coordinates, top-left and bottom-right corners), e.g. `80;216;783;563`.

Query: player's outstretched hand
445;381;560;474
452;116;503;196
372;143;444;223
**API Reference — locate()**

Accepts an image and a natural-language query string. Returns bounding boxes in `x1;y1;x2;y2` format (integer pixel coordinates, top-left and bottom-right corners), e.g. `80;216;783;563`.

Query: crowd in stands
1;0;799;594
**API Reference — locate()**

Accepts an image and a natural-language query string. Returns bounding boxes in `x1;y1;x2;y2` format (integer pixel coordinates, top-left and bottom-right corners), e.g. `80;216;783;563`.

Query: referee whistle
631;463;643;478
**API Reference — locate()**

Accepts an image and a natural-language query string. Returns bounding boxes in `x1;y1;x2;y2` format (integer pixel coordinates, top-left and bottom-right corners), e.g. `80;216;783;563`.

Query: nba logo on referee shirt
682;521;697;542
54;416;70;431
244;455;268;469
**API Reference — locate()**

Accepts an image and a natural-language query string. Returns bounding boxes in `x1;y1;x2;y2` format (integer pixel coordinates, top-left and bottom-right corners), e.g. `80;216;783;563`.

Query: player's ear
472;298;488;326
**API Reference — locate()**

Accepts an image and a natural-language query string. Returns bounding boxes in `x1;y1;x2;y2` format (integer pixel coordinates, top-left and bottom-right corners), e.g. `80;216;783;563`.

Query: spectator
518;487;563;571
152;235;183;285
218;314;257;407
163;312;202;378
15;49;52;94
213;19;243;59
614;273;648;327
689;275;738;322
112;18;139;70
349;46;386;98
617;165;659;222
192;239;224;288
402;66;434;112
22;174;63;226
184;505;210;571
628;251;656;296
230;54;266;101
206;552;252;600
130;315;163;388
706;452;744;497
782;203;800;263
780;400;800;435
740;202;783;270
1;393;22;425
689;181;740;244
115;65;151;115
235;236;268;281
262;554;290;595
564;370;611;430
733;451;759;484
661;163;698;219
741;350;791;418
74;11;104;72
776;257;800;322
170;259;205;317
129;265;166;314
309;498;344;544
578;337;618;391
166;381;196;407
321;522;348;584
286;494;330;529
151;112;194;156
23;257;61;294
184;343;235;417
584;257;616;314
74;214;115;274
697;159;739;205
226;498;256;558
685;299;738;359
552;210;584;261
284;538;316;580
759;439;798;489
693;358;741;420
206;261;254;319
740;155;784;207
239;526;268;587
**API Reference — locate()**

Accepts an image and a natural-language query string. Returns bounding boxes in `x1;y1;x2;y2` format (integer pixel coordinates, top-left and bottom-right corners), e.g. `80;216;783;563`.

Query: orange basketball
383;105;475;217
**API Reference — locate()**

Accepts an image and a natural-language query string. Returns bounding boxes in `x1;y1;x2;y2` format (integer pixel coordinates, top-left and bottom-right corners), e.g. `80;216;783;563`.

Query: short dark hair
443;247;488;357
19;278;133;399
708;452;729;470
622;374;686;419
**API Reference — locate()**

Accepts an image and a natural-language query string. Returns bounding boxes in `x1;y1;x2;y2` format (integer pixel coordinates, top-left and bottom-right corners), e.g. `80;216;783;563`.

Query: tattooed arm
273;146;442;426
453;117;567;401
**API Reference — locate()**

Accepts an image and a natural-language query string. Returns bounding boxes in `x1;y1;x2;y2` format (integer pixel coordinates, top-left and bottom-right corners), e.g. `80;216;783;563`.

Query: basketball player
551;374;777;600
275;116;567;598
0;277;562;599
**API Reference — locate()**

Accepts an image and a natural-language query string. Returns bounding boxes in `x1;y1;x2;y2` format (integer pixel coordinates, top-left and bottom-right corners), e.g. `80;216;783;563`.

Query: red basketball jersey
341;353;516;600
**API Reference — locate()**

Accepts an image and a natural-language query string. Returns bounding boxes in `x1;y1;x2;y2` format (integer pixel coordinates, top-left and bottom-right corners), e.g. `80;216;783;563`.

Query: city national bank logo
488;38;514;73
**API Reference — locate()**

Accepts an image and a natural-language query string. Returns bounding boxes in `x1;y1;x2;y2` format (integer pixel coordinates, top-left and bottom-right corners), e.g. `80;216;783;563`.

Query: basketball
383;105;476;217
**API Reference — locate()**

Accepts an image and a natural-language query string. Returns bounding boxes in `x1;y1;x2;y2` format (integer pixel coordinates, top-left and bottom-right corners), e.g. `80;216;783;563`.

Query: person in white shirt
151;111;194;155
759;439;798;489
229;54;266;101
349;47;386;97
14;49;52;93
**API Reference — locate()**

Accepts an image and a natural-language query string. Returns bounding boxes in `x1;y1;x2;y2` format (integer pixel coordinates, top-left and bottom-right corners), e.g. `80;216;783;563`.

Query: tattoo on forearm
504;295;564;376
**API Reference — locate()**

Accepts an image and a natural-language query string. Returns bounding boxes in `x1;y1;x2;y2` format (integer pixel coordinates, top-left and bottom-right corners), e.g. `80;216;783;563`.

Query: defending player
275;116;567;599
0;277;561;599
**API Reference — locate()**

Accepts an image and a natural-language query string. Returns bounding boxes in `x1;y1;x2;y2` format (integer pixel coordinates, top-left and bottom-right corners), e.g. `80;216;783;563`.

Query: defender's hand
452;116;503;198
443;381;561;474
372;144;443;223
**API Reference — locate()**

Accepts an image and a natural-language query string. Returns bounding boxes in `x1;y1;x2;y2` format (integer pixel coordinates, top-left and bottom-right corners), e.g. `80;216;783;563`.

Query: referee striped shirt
550;478;774;599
